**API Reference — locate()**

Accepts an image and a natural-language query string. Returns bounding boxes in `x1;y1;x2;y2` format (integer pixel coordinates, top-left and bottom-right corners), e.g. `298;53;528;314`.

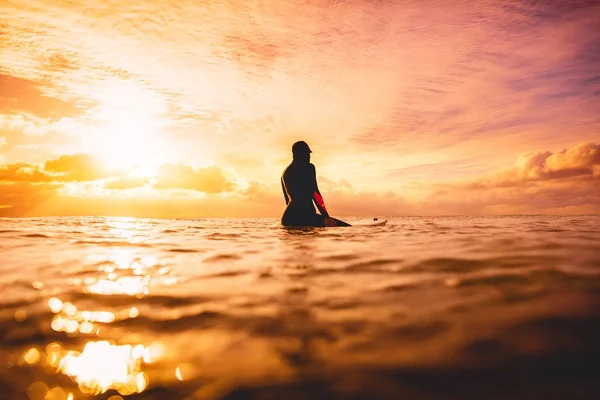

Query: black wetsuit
280;161;328;227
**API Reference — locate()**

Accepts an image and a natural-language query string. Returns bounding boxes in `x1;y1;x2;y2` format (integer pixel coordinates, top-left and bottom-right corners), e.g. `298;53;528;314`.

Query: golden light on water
23;348;41;365
59;341;150;395
29;322;161;395
46;343;62;367
45;386;67;400
48;298;63;313
79;321;94;334
26;381;72;400
47;296;135;335
26;381;48;400
65;320;79;334
79;311;116;323
63;302;77;317
30;227;176;398
14;309;27;322
81;244;167;297
87;276;150;296
129;307;139;318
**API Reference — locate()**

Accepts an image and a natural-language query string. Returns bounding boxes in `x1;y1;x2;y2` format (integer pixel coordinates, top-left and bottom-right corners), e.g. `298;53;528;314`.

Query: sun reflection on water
59;341;149;395
87;276;150;296
47;297;126;335
80;246;171;297
23;340;161;396
25;220;184;398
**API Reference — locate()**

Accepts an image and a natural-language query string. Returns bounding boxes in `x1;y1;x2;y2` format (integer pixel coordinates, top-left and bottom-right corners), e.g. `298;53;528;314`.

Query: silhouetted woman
280;141;349;227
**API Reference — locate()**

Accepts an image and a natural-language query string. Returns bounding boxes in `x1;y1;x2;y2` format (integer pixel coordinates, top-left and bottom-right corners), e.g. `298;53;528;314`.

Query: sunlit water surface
1;216;599;400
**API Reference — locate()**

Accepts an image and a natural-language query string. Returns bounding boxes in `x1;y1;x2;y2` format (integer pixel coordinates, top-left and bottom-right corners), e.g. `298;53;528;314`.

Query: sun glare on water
59;341;149;395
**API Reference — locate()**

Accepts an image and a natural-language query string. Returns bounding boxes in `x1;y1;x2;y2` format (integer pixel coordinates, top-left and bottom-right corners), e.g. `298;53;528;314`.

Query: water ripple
0;215;599;399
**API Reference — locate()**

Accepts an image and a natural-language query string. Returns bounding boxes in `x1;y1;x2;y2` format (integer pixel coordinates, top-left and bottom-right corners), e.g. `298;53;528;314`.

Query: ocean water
1;215;599;400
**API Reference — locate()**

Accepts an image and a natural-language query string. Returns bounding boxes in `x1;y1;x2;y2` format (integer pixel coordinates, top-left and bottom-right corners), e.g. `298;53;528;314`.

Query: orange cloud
0;154;111;183
0;153;236;194
412;142;600;215
464;142;600;188
0;162;53;182
0;182;60;216
1;142;599;218
154;164;235;194
43;153;110;181
0;74;81;118
241;181;273;201
103;176;148;190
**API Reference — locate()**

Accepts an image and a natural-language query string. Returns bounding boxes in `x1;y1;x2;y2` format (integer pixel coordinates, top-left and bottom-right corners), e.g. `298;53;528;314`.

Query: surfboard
351;217;388;227
278;217;387;228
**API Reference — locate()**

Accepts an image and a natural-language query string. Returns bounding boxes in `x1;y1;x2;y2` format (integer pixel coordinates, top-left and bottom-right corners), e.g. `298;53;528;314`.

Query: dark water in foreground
1;216;599;400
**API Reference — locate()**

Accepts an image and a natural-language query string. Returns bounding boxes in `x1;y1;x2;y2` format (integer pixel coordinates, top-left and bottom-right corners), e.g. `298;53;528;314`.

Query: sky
1;0;599;217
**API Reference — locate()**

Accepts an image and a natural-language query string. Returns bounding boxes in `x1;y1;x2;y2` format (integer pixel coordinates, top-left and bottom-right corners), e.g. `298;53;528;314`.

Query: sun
95;108;164;175
83;79;170;177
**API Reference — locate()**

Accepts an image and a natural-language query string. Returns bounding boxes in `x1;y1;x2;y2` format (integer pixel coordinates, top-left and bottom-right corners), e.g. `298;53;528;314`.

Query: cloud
154;164;235;193
43;153;112;181
0;0;597;205
0;162;53;183
0;136;6;148
0;114;46;137
0;153;110;183
409;142;600;215
2;0;598;163
0;152;236;194
464;142;600;188
0;74;81;118
545;142;600;172
1;142;598;218
103;176;148;190
0;182;61;217
241;181;274;201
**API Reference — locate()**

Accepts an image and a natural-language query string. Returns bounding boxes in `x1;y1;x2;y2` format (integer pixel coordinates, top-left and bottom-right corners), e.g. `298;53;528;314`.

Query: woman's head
292;140;311;162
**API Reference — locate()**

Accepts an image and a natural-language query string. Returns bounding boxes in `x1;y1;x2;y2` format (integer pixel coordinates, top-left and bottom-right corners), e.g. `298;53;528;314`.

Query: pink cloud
412;142;600;215
475;142;600;186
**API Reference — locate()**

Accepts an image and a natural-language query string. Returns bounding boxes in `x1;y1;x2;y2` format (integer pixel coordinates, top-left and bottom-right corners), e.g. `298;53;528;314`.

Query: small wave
454;274;531;288
110;310;224;333
286;286;308;294
21;233;49;238
74;240;152;247
203;253;241;262
380;282;418;292
167;248;199;253
312;298;361;310
410;257;486;273
392;320;449;341
344;258;403;272
322;254;356;262
69;292;214;308
205;233;242;239
200;270;247;278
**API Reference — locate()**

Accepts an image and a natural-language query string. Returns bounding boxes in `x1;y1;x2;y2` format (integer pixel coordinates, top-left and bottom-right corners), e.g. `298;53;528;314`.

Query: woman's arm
281;176;290;205
311;165;330;219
